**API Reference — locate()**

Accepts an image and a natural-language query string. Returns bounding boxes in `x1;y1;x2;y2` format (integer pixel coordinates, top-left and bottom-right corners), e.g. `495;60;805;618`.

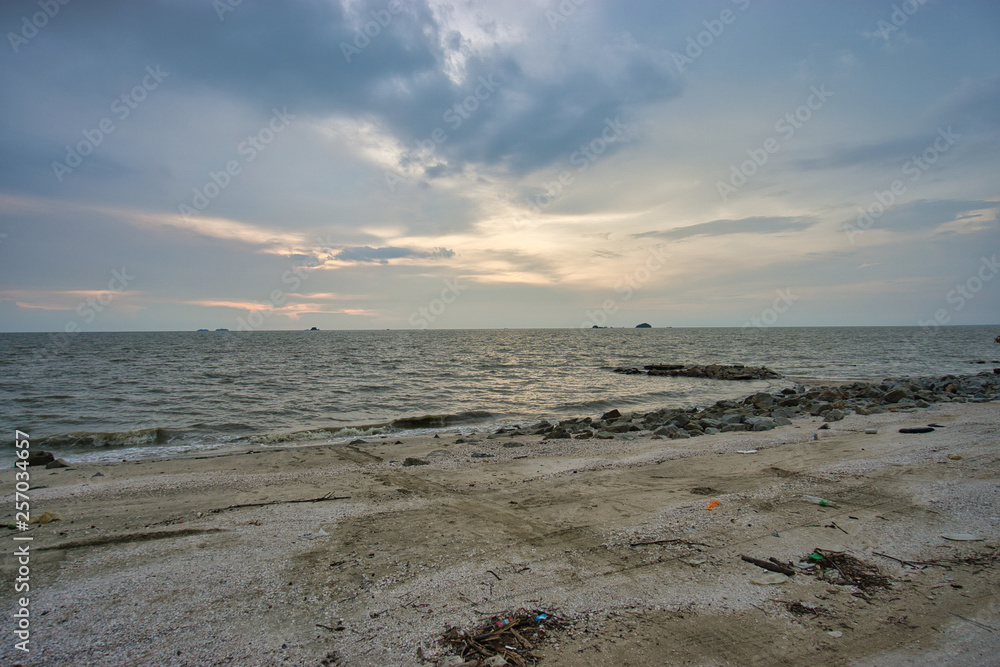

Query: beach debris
950;612;998;633
209;492;350;514
864;428;878;435
631;538;714;548
29;511;62;524
947;453;962;460
300;528;329;540
941;533;985;542
403;457;429;466
741;554;796;576
802;495;838;507
437;608;564;667
349;438;366;445
751;573;789;585
827;630;843;638
705;499;721;511
803;549;891;594
737;449;757;454
785;601;829;616
928;423;945;428
92;472;104;477
45;458;71;469
899;427;935;434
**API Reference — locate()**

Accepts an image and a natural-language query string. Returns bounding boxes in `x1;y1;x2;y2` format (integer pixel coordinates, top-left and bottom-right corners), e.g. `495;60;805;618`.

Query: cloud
634;216;817;241
332;245;455;264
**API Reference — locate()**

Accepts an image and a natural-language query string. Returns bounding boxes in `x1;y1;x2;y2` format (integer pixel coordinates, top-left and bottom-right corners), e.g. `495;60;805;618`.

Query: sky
1;0;998;332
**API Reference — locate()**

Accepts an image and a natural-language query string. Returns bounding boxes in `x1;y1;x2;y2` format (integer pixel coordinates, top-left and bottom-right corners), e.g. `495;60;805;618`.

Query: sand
3;401;999;666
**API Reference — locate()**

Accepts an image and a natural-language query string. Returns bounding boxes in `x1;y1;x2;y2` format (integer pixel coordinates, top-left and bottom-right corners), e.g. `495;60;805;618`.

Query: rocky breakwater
496;370;1000;442
613;363;782;380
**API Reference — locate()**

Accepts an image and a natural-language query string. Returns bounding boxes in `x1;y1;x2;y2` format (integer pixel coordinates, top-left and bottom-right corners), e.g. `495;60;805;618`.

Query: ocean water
2;326;998;463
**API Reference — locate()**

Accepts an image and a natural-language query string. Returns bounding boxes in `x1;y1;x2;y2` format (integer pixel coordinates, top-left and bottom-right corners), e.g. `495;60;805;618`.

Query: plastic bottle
802;494;837;507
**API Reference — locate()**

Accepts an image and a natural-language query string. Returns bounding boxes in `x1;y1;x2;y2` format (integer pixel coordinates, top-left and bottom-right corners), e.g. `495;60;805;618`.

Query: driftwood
631;538;714;548
741;554;796;576
209;492;350;513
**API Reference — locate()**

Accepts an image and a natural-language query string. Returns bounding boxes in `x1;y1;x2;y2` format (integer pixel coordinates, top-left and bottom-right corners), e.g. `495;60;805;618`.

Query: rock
824;409;846;422
601;409;621;421
883;388;911;403
613;367;643;375
402;457;429;466
502;442;524;448
644;364;781;380
607;422;640;433
594;431;616;439
722;424;748;432
653;425;680;437
809;402;833;416
26;451;55;466
749;392;774;409
745;416;776;432
574;431;594;439
470;452;495;458
45;458;71;469
543;430;571;439
348;439;366;445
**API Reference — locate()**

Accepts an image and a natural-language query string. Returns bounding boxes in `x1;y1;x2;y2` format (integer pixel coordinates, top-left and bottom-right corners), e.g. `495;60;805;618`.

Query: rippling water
2;326;997;461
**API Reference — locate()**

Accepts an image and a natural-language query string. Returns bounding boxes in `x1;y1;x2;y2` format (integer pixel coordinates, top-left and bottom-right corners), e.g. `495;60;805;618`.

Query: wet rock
26;451;55;466
602;409;622;421
45;458;71;469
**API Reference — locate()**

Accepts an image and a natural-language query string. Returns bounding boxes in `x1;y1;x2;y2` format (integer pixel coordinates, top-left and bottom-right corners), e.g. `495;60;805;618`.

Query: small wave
390;410;493;429
33;427;175;449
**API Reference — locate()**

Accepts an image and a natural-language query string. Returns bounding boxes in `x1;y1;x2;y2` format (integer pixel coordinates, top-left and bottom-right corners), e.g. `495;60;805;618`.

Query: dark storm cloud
634;216;817;241
1;0;678;182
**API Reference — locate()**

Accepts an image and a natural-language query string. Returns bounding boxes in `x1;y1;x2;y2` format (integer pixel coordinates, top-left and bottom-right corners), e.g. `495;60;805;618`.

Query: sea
2;326;998;463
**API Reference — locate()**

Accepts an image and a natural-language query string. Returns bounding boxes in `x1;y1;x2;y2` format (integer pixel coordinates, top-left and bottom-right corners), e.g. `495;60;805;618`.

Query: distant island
635;323;652;328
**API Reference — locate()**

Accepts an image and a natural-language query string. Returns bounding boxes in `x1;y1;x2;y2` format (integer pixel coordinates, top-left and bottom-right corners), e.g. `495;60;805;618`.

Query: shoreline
2;374;999;665
21;368;1000;467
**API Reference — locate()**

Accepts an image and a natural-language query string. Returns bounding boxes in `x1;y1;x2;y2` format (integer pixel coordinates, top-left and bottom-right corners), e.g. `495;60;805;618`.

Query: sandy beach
4;400;999;666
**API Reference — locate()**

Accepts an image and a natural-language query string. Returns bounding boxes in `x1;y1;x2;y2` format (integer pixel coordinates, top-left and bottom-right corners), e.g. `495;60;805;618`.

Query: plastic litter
802;495;837;507
706;499;721;511
29;511;61;524
737;449;757;454
941;533;984;541
864;428;878;435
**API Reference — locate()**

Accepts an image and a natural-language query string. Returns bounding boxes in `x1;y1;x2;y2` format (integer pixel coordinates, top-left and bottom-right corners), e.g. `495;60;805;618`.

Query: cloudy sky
1;0;998;332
